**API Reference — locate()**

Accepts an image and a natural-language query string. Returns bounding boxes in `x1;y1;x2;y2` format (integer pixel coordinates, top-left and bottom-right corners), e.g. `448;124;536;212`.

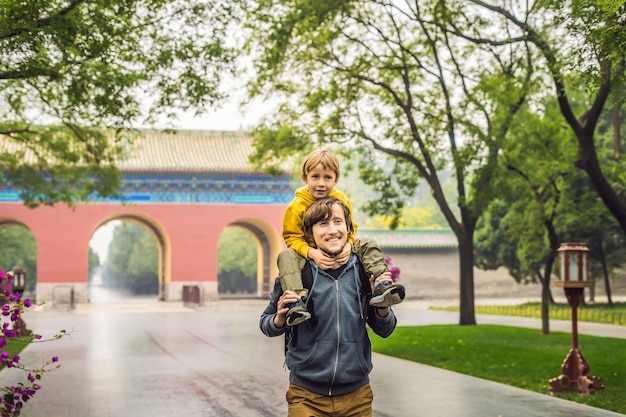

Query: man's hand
274;290;301;328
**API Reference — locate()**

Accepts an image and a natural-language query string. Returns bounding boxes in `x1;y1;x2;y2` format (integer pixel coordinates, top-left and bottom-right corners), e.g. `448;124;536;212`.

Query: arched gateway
0;131;293;304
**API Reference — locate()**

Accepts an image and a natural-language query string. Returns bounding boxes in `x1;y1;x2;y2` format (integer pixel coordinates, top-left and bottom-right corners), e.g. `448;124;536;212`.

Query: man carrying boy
260;197;398;416
279;149;405;326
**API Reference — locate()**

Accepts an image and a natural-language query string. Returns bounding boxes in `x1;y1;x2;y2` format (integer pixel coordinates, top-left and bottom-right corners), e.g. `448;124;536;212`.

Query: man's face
311;203;348;257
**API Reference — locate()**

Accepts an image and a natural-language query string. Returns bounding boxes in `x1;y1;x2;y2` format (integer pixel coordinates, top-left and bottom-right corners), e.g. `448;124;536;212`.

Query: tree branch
465;0;583;136
0;68;61;80
0;0;87;40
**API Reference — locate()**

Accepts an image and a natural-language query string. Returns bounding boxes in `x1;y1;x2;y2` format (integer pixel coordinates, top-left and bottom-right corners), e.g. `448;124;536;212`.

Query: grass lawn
2;338;29;362
0;338;30;386
371;324;625;415
434;301;626;326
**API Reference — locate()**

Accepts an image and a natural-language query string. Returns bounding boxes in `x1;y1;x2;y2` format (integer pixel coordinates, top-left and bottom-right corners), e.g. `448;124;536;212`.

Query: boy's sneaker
286;299;311;327
369;281;405;308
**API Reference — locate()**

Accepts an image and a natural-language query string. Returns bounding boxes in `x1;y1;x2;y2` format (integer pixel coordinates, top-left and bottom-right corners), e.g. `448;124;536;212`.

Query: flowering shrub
0;270;64;417
385;256;401;283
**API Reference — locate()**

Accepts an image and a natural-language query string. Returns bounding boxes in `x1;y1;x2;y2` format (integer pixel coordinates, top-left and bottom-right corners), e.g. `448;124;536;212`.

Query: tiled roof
358;228;457;249
0;129;263;173
119;130;257;172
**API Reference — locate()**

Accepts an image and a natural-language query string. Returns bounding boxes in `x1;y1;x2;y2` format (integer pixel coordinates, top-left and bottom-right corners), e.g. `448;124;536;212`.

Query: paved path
0;297;624;417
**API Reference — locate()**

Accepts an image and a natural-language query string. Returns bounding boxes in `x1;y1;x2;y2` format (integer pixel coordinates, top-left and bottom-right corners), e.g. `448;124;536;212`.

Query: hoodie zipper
329;278;340;396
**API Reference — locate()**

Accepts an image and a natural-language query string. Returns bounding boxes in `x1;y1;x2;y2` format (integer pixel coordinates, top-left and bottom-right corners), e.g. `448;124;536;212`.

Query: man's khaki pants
286;383;373;417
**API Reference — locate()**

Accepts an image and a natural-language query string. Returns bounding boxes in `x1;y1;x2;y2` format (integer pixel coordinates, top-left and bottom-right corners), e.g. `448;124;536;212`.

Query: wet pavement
1;293;624;417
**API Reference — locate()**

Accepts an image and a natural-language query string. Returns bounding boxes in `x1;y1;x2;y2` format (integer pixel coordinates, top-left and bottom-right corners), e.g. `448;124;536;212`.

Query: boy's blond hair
301;149;341;180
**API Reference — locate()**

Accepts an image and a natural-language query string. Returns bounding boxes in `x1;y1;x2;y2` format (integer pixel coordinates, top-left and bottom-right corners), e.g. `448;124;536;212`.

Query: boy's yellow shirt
282;186;358;258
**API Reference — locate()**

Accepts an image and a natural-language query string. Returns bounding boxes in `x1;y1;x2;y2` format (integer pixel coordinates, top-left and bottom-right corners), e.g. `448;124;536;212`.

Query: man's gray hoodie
259;254;397;396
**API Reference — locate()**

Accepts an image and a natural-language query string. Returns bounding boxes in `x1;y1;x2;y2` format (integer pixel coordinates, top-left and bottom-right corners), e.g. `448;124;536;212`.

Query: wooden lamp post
548;243;604;394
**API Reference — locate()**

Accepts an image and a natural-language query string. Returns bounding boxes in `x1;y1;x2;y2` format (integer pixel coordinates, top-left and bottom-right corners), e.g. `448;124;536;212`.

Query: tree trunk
577;132;626;235
541;219;560;335
603;267;613;307
458;225;476;326
590;279;595;302
541;258;554;335
611;106;621;160
537;270;556;304
549;56;626;235
597;241;614;306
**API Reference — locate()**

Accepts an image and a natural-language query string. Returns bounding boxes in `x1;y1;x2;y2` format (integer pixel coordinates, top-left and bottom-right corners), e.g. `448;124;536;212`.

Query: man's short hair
303;197;353;245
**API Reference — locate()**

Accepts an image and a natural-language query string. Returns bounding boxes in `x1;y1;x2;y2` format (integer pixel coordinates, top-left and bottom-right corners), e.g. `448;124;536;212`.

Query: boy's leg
277;249;308;299
353;238;406;308
352;238;388;278
277;249;310;326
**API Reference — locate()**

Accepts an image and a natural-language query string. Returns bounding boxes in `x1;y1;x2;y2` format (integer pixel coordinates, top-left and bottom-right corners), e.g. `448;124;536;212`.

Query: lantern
556;243;591;287
12;269;26;294
549;243;603;394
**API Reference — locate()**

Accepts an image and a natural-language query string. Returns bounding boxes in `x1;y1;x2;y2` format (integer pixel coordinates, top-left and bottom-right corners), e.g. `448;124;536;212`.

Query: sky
164;102;259;131
147;86;270;132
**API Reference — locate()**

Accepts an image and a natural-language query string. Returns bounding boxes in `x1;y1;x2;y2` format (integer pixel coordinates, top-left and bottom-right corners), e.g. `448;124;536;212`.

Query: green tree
456;1;626;234
505;99;578;334
472;79;588;334
473;78;626;332
217;227;257;294
0;224;37;292
365;206;445;229
88;246;100;279
243;0;532;325
474;200;524;283
103;221;158;294
1;0;235;207
557;171;626;306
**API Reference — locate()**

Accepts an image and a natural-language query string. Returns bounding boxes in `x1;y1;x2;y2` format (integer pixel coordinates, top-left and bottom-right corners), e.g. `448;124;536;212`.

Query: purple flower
22;388;36;401
390;266;401;282
385;256;401;282
0;271;65;413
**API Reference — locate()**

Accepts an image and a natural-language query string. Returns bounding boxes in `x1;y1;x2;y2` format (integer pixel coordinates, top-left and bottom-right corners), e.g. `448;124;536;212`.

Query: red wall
0;202;285;300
